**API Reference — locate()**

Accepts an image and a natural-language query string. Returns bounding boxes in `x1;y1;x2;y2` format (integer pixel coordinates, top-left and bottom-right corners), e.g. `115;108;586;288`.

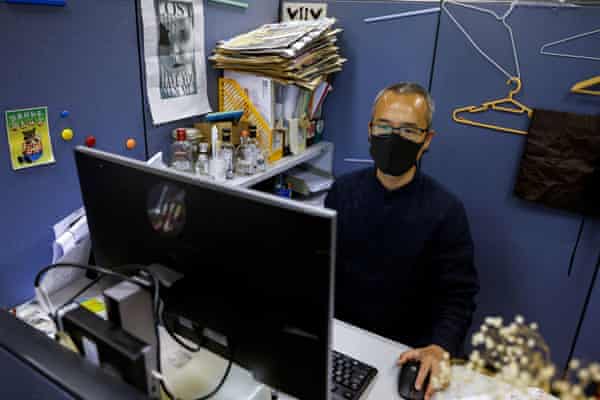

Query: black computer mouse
398;360;430;400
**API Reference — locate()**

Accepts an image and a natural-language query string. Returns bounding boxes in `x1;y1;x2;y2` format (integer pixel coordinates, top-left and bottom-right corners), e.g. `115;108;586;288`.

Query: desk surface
161;319;555;400
23;280;554;400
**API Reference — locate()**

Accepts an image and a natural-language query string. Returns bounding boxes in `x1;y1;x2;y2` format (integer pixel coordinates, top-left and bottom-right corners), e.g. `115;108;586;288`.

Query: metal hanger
453;77;533;136
571;76;600;95
443;0;534;135
540;28;600;62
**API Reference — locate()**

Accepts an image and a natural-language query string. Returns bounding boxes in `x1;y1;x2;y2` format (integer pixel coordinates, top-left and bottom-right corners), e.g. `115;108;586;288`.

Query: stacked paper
211;18;346;90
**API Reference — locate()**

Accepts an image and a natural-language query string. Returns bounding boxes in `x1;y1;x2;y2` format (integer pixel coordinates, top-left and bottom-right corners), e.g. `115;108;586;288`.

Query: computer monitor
0;310;148;400
74;147;336;400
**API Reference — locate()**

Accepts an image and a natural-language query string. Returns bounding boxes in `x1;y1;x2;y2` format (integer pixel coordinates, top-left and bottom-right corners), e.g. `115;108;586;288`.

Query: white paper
141;0;211;125
281;2;328;22
288;167;333;193
46;211;91;296
224;71;275;127
52;207;85;240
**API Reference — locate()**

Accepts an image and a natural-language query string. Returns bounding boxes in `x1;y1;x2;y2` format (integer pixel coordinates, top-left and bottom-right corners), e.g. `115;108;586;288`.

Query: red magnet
85;135;96;147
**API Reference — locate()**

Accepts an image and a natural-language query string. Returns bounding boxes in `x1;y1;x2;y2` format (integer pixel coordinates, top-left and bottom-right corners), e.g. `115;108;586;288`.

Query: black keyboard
331;350;378;400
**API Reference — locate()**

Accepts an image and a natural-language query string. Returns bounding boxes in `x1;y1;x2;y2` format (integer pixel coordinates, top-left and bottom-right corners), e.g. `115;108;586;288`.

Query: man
325;83;479;399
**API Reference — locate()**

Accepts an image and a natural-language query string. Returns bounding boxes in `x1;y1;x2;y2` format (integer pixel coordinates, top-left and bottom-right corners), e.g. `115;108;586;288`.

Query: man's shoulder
335;167;374;188
420;173;465;212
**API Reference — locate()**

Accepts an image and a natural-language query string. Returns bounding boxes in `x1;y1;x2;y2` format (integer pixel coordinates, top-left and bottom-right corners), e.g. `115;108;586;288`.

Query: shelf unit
148;141;334;189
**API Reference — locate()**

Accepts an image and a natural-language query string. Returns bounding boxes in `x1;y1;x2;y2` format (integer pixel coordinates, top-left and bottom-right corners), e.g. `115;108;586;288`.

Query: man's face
369;92;434;158
159;17;195;69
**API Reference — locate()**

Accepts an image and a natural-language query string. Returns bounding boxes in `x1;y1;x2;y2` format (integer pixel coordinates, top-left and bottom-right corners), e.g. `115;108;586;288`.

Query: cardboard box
194;120;250;147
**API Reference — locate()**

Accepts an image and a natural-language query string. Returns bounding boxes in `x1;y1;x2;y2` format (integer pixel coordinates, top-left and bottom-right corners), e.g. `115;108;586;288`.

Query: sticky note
80;298;106;314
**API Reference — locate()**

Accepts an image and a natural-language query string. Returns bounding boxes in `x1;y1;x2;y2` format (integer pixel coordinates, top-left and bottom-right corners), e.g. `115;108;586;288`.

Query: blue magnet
60;110;70;118
6;0;66;5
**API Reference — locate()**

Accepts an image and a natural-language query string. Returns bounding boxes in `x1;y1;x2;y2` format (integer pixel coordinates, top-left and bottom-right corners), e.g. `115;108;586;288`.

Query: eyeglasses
371;124;429;141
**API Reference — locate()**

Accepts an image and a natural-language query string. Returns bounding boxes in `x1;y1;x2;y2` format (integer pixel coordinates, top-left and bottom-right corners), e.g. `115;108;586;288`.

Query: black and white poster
142;0;211;124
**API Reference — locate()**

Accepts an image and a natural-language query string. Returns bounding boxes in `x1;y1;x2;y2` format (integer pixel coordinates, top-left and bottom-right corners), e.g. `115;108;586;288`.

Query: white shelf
149;141;333;189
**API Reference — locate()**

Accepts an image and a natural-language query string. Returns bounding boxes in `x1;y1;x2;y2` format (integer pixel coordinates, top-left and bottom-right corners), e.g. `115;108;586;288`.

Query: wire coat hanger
453;77;533;136
540;28;600;62
571;75;600;95
443;0;533;135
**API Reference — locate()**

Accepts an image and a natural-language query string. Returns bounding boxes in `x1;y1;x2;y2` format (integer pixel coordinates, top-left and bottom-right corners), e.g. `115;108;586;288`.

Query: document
141;0;211;124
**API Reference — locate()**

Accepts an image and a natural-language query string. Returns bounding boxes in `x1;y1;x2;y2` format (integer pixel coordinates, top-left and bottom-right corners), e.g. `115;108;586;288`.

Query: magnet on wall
126;138;137;150
61;128;74;141
85;136;96;148
60;110;70;118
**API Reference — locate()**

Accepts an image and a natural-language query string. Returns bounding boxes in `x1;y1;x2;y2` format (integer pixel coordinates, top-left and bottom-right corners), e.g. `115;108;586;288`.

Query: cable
568;217;586;276
52;274;106;326
160;308;202;353
36;263;233;400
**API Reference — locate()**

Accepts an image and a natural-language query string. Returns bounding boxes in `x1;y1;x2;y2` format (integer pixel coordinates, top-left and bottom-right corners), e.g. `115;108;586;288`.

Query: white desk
159;319;410;400
160;319;554;400
19;281;554;400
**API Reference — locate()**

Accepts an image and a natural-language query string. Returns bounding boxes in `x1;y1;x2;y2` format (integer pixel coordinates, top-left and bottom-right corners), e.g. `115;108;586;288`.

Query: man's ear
422;130;435;151
367;121;373;142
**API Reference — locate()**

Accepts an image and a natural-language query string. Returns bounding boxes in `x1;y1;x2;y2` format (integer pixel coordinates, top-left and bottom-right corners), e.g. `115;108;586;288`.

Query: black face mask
369;134;424;176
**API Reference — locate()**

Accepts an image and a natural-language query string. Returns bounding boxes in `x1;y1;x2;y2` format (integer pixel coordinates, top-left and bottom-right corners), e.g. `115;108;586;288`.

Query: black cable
37;263;233;400
52;274;106;325
34;263;141;289
194;356;234;400
160;307;201;353
564;250;600;373
427;0;443;93
568;216;586;276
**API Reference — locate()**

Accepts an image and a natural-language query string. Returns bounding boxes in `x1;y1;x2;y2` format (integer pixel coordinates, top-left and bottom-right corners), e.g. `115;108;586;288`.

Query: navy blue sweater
325;168;479;356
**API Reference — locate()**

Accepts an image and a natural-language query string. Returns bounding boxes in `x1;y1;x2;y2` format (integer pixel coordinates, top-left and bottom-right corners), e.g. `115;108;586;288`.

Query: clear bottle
247;125;259;175
220;128;235;180
235;130;253;176
171;128;194;172
196;141;210;176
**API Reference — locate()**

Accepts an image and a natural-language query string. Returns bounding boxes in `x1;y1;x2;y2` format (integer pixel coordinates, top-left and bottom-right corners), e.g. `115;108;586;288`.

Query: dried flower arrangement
435;315;600;400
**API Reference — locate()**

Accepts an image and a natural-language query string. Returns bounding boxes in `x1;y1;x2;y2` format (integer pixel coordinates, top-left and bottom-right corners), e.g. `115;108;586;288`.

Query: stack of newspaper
210;18;345;90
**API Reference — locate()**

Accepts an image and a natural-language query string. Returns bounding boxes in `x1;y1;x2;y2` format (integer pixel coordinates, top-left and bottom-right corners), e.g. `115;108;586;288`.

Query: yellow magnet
61;128;74;141
126;138;137;150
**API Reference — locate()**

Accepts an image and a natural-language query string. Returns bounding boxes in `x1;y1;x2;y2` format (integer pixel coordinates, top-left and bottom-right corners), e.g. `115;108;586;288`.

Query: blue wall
2;0;600;368
316;0;600;366
322;1;439;176
425;3;600;367
0;0;146;307
0;0;278;307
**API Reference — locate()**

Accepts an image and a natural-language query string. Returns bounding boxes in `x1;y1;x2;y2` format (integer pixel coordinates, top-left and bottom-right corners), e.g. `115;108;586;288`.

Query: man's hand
397;344;448;400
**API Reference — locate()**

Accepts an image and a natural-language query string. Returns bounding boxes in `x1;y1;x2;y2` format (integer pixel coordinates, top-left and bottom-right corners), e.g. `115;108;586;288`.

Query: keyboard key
330;351;377;400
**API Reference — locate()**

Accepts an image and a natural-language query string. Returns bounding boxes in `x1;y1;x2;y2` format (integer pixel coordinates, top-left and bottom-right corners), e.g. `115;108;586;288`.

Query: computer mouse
398;360;429;400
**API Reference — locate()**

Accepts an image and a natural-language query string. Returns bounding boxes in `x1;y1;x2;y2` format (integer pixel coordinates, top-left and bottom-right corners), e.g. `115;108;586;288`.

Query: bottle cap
176;128;187;141
240;130;249;138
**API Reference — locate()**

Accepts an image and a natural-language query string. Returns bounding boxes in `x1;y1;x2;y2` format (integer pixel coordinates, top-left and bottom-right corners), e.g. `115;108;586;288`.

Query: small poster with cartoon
5;106;55;170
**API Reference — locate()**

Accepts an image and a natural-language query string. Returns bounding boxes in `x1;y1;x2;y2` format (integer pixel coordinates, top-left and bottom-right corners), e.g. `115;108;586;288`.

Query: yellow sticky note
80;298;106;314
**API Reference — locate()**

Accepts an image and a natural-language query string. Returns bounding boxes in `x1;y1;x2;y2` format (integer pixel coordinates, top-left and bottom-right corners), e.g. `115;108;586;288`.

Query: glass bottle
235;130;253;176
248;125;267;173
196;141;210;176
247;125;259;175
171;128;193;173
220;128;235;180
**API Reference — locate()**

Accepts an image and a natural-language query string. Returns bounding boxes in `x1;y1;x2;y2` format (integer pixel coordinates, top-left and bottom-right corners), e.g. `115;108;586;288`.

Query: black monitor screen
74;147;336;400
